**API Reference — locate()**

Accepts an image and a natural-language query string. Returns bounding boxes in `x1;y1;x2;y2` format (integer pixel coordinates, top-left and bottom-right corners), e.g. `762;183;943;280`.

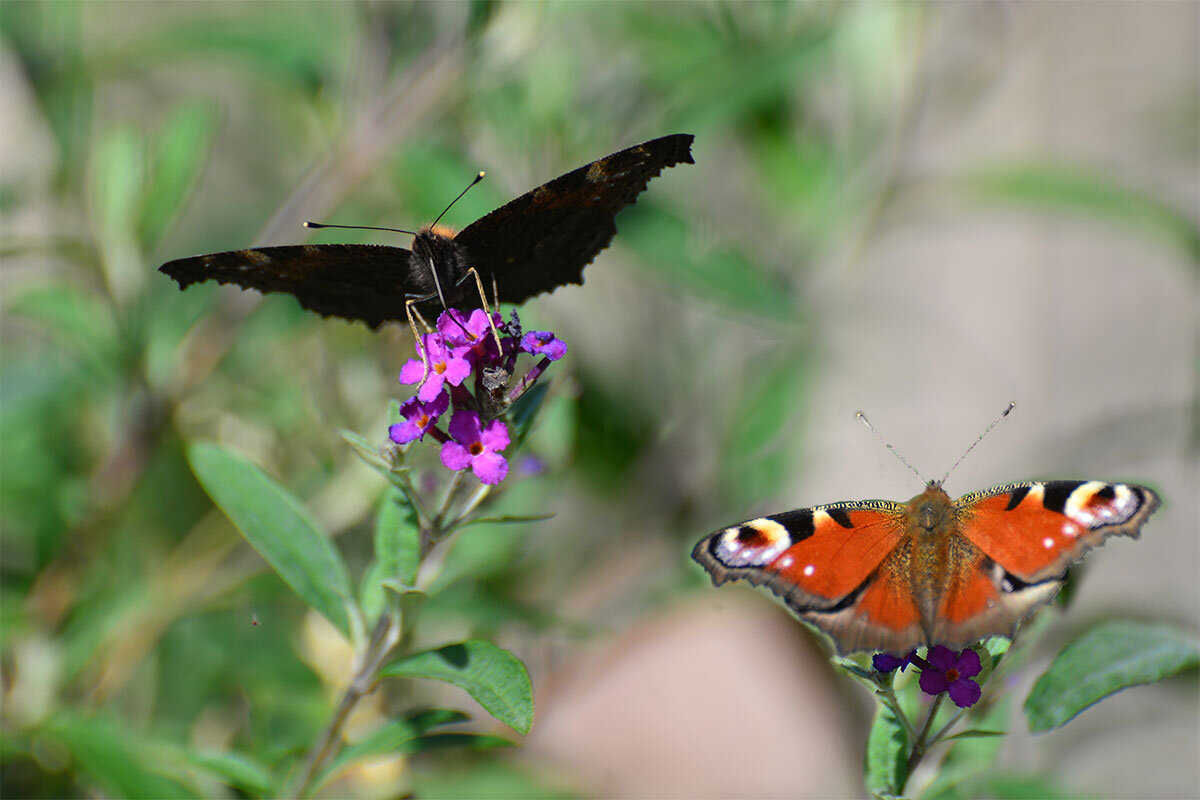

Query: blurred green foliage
2;2;1195;798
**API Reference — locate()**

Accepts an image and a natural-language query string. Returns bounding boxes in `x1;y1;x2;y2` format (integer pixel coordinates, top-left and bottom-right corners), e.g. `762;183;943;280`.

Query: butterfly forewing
456;133;695;304
160;244;418;328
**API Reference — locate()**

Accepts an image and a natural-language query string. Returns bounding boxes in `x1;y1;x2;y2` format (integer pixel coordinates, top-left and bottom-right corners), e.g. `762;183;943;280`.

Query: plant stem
905;694;945;780
284;609;401;798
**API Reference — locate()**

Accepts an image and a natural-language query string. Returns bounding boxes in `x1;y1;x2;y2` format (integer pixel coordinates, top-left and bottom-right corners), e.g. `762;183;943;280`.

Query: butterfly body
160;134;695;327
693;480;1159;654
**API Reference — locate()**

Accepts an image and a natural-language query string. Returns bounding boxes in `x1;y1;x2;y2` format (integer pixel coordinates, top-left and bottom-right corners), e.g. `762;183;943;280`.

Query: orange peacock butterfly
692;409;1161;655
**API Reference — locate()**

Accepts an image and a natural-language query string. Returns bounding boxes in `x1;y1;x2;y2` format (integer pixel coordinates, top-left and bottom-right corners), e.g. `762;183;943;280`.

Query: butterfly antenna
303;221;418;235
431;171;486;229
939;402;1016;485
856;411;927;484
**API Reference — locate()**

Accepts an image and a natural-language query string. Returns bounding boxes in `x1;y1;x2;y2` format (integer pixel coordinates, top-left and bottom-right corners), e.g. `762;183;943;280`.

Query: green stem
285;608;401;798
904;694;945;783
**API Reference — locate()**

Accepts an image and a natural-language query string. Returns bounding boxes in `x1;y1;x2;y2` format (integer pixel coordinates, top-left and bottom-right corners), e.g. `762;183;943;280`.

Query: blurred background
2;2;1196;798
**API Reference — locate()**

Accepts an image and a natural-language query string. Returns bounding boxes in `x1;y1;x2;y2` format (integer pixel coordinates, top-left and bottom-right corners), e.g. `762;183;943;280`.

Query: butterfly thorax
901;483;976;635
411;225;471;305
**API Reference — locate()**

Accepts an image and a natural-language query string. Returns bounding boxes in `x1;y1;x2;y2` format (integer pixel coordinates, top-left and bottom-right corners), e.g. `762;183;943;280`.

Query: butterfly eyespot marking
1063;482;1139;528
713;519;790;567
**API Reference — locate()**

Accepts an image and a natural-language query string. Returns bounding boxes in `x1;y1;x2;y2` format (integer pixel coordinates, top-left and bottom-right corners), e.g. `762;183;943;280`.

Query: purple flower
520;330;567;361
399;332;471;402
438;308;497;350
918;646;983;708
389;392;449;444
873;651;916;673
440;410;510;485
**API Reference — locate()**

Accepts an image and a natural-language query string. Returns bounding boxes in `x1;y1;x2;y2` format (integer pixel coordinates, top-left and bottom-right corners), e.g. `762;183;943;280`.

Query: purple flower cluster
873;645;983;709
388;308;566;485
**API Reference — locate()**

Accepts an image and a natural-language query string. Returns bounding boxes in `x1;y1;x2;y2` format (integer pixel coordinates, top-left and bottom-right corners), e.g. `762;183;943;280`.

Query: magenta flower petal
927;645;958;671
390;393;449;444
521;330;567;361
398;359;426;385
948;677;983;709
448;409;482;443
440;440;472;471
479;418;510;451
919;667;951;696
956;648;982;679
471;450;508;484
917;646;983;708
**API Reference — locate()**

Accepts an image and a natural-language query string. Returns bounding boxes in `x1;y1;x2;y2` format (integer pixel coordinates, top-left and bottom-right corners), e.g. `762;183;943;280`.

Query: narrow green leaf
1025;621;1200;732
380;640;534;735
340;428;393;473
410;732;514;752
939;729;1006;743
317;709;467;790
510;378;551;447
47;715;196;799
186;442;354;637
864;703;908;797
375;489;419;587
459;512;556;527
139;102;218;249
968;164;1200;265
186;751;275;796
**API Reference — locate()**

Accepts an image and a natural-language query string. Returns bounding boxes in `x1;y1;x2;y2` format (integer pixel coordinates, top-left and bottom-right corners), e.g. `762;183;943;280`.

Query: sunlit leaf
380;640;533;734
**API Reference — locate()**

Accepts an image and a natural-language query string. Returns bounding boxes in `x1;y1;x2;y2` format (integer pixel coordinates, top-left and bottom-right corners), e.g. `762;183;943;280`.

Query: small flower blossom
873;651;916;673
389;392;449;444
918;645;983;708
521;330;567;361
438;308;497;351
399;332;471;402
440;410;510;485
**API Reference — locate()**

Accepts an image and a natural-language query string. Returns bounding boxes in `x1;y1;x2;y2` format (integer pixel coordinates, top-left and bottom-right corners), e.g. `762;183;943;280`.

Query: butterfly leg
404;298;436;389
462;267;504;354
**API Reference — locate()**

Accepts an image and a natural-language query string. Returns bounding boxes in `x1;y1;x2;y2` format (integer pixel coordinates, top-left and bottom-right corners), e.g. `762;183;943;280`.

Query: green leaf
864;703;908;798
47;715;196;799
967;164;1200;265
186;442;354;637
186;751;275;796
340;428;394;473
317;709;468;790
380;640;534;735
509;377;551;447
139;102;218;249
1024;621;1200;732
620;205;795;319
374;489;419;587
939;729;1006;743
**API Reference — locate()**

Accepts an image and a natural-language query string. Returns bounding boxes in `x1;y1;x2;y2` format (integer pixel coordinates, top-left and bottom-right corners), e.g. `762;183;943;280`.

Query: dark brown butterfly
159;134;694;328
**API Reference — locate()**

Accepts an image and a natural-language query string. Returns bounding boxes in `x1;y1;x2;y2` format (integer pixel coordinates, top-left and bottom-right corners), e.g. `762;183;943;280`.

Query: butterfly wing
454;133;694;305
693;500;929;654
159;244;422;328
927;480;1161;647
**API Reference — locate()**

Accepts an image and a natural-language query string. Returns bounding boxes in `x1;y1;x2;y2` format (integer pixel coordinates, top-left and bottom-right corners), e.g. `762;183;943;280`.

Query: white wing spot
803;564;815;577
780;555;794;568
1042;536;1055;549
1061;522;1080;538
